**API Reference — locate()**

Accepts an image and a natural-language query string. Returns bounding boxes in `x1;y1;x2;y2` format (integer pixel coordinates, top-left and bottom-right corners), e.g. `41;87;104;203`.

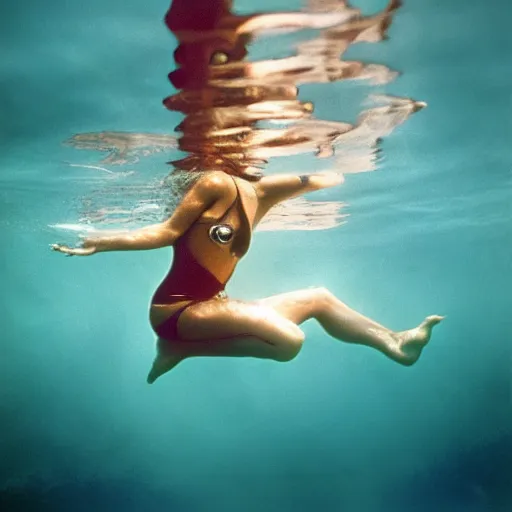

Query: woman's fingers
50;243;75;255
50;244;96;256
316;171;345;185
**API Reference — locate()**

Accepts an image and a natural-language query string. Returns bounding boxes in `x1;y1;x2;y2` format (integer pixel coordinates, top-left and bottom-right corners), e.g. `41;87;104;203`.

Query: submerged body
52;170;443;384
51;0;443;383
150;175;251;340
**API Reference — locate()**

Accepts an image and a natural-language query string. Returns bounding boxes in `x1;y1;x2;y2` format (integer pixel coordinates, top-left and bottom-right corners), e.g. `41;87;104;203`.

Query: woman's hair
169;154;263;182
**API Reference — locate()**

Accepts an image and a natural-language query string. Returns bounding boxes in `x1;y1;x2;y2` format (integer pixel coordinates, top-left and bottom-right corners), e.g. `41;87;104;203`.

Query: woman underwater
52;168;443;384
51;0;443;384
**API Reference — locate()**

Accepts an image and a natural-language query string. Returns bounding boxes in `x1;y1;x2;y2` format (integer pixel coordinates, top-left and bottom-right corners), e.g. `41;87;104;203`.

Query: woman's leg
147;288;443;383
147;298;305;383
259;287;443;365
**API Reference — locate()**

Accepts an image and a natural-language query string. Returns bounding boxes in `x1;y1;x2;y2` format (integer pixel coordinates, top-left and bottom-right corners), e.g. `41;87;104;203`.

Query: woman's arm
254;171;344;214
52;223;181;256
52;172;229;256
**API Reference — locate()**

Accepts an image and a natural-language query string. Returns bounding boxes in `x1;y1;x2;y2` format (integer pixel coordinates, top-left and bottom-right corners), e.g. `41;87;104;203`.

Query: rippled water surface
1;0;511;510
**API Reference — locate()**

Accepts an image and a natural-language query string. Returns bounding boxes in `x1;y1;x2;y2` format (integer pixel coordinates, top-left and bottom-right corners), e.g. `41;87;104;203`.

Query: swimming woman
52;168;443;383
52;0;442;383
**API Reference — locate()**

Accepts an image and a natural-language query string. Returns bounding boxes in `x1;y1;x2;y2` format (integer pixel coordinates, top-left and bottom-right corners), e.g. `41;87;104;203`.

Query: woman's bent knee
312;286;334;302
288;323;306;344
310;286;338;314
274;345;300;362
273;334;304;362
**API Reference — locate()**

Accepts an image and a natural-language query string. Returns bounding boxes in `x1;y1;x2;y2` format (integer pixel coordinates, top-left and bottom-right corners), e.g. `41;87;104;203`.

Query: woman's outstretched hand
311;171;345;188
51;239;97;256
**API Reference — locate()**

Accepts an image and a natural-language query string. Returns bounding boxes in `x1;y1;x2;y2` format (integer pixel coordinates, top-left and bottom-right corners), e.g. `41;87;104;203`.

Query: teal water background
1;0;511;510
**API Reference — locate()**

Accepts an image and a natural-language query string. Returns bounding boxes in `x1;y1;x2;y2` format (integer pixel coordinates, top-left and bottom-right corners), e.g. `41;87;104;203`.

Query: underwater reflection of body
161;0;406;173
52;169;443;384
52;0;443;383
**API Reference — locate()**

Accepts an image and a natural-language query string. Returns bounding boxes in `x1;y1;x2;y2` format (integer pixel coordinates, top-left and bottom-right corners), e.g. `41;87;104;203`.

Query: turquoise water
2;0;511;510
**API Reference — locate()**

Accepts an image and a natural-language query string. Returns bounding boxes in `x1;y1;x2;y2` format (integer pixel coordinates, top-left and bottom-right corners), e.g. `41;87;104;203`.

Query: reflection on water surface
61;0;425;232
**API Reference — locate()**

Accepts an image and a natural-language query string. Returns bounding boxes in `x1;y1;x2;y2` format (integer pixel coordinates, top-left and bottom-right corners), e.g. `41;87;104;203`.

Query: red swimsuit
151;176;249;340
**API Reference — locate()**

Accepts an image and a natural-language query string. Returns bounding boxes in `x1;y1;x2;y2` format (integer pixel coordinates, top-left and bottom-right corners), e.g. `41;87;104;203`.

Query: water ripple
60;0;425;233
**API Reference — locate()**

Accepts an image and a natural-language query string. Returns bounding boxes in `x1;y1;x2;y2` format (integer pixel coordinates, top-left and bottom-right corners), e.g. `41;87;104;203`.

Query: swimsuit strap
216;176;240;223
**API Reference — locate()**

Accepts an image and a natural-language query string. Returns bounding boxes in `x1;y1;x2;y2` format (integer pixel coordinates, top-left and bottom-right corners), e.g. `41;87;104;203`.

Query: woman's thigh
257;287;329;324
177;298;305;346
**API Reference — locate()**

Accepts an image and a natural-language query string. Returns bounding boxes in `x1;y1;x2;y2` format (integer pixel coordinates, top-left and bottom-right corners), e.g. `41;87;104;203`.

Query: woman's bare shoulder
191;171;236;199
199;171;235;189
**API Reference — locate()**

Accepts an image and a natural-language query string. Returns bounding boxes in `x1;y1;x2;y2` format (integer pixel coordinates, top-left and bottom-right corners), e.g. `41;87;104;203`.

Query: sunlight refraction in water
61;0;424;234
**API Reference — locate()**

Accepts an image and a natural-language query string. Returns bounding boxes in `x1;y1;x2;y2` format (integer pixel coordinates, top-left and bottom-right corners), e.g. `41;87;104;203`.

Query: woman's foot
394;315;445;366
147;338;185;384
